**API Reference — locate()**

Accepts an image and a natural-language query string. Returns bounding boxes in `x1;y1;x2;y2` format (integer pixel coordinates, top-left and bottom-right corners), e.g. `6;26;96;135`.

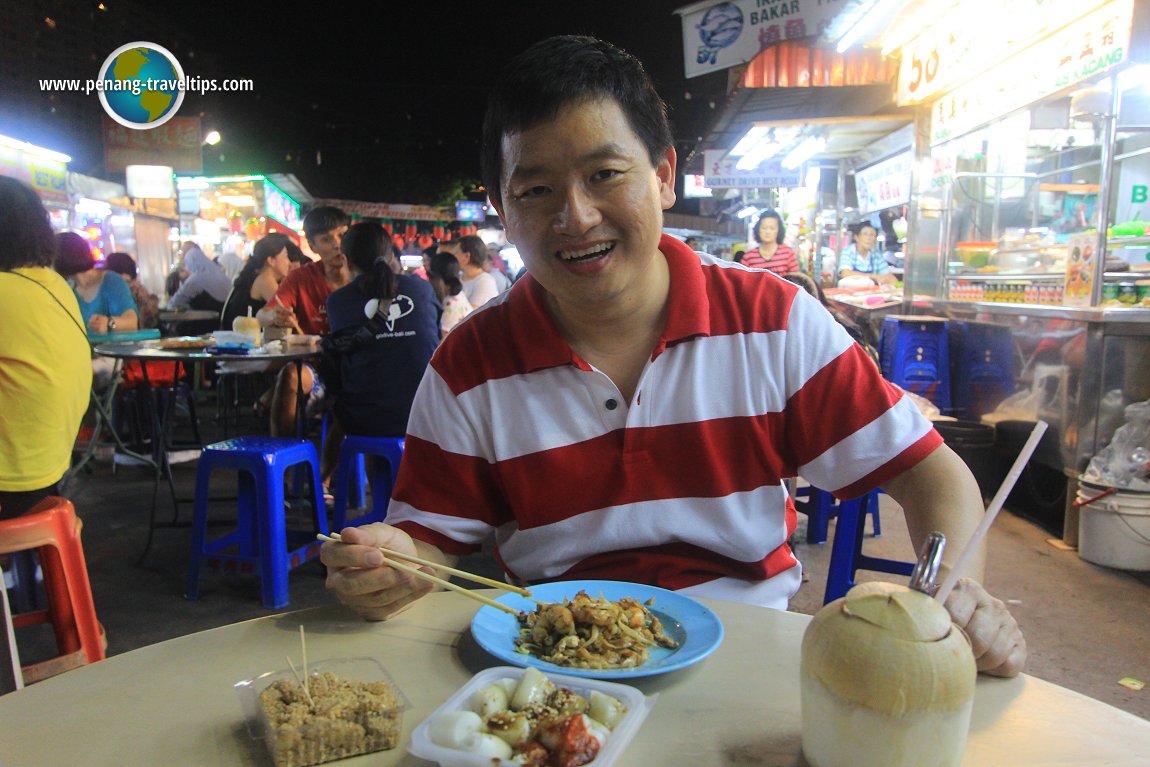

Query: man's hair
481;35;674;205
456;235;487;266
302;205;350;242
0;176;56;271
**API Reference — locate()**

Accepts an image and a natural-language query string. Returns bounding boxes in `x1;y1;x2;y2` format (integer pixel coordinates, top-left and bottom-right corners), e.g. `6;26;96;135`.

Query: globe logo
697;2;744;49
97;42;185;129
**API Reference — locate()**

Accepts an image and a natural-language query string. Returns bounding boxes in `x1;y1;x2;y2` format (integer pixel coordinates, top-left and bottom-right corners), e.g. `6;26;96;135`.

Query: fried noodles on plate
514;590;679;669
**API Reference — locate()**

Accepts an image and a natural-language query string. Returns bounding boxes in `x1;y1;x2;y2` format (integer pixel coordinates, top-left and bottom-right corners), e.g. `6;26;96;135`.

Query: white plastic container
407;666;653;767
1077;484;1150;571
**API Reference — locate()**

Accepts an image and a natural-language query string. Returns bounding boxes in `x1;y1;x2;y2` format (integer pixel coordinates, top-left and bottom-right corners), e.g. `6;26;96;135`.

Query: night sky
111;2;729;204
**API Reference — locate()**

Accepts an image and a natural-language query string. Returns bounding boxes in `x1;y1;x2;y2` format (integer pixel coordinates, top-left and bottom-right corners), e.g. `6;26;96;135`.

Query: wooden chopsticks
317;533;530;616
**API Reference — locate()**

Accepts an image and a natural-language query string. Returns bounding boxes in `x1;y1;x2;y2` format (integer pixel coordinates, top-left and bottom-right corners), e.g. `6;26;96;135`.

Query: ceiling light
736;205;760;219
736;138;784;170
0;133;71;163
729;126;770;157
783;136;827;170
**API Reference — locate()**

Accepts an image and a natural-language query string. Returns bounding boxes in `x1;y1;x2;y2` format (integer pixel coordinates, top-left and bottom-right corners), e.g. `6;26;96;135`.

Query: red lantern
392;233;406;251
405;221;417;239
417;234;433;249
433;224;445;240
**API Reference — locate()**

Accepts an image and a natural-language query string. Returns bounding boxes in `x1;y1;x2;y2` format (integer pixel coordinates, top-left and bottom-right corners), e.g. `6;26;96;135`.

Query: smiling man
322;36;1026;677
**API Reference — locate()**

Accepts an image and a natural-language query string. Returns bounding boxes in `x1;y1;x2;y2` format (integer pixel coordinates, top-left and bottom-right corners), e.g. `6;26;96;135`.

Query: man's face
492;97;676;312
308;225;348;266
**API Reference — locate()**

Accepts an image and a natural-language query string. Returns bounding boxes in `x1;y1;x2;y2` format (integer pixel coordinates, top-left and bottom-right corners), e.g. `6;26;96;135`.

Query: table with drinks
0;588;1145;766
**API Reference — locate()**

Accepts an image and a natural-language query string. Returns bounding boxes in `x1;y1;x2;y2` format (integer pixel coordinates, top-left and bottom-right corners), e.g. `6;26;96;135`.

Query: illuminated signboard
855;151;913;214
262;178;301;228
455;200;487;222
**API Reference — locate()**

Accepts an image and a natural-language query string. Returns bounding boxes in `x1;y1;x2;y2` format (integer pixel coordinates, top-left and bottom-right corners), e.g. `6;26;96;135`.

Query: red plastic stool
0;497;106;683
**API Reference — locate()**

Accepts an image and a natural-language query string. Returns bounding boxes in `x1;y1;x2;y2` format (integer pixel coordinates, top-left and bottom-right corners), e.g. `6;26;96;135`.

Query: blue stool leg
869;489;883;537
824;496;864;604
185;457;215;600
258;461;290;610
237;469;258;557
352;453;367;510
308;451;329;537
805;488;836;544
332;440;355;532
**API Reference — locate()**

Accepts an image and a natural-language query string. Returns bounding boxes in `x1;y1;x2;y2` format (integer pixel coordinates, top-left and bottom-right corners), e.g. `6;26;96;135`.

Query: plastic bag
1084;399;1150;490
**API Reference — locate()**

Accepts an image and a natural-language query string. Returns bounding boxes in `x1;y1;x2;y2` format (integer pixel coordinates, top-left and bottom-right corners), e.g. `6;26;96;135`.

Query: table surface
91;339;320;363
1;591;1146;767
159;309;221;321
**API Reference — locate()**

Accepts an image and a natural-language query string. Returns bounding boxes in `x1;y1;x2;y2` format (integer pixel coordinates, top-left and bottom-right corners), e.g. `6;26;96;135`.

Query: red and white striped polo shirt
387;235;940;608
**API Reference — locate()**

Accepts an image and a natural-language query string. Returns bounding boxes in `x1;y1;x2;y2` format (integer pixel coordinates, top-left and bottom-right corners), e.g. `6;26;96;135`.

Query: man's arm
881;444;1026;676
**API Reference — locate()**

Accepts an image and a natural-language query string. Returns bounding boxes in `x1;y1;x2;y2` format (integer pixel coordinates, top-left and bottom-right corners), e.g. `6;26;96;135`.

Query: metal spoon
908;531;947;595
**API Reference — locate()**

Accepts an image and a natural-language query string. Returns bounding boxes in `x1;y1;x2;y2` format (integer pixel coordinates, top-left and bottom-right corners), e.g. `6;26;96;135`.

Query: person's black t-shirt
325;273;441;437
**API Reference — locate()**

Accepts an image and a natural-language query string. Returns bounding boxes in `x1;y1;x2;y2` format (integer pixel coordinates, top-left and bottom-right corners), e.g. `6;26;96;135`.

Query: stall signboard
703;150;800;189
262;178;301;229
678;0;841;79
0;144;68;204
930;0;1133;145
314;199;450;222
896;0;1118;106
1064;230;1100;307
855;150;912;214
103;116;203;172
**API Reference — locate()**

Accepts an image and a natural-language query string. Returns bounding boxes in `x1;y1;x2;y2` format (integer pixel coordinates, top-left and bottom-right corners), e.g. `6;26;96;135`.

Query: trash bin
934;420;999;501
994;420;1067;536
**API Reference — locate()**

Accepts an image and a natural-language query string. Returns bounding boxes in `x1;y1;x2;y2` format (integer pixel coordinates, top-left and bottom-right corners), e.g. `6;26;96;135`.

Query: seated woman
54;233;138;389
426;251;473;334
104;252;159;329
221;232;301;330
326;222;441;441
0;178;92;518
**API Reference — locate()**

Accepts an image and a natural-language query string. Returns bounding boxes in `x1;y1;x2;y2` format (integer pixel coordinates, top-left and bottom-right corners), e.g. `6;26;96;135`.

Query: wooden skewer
318;533;524;616
317;532;533;597
289;315;305;337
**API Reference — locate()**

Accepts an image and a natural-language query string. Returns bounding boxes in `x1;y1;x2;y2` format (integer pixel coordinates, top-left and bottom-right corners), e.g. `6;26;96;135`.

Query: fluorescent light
0;133;71;164
841;0;883;52
729;126;770;157
736;205;759;219
783;136;827;170
75;198;112;217
736;139;785;170
203;130;221;146
217;195;256;207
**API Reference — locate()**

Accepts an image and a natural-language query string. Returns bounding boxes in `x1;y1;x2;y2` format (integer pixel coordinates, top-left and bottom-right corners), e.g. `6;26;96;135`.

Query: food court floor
8;404;1150;721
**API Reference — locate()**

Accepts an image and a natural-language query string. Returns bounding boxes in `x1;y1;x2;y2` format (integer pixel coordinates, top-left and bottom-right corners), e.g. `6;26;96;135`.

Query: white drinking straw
934;420;1049;604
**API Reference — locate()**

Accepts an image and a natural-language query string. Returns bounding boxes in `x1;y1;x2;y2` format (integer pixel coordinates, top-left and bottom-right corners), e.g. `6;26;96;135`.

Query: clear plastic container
407;666;653;767
235;656;410;767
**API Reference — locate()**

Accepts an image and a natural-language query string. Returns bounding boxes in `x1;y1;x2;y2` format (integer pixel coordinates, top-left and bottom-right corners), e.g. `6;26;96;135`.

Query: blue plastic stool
185;437;328;609
879;316;951;412
823;490;914;604
794;486;883;544
331;436;405;531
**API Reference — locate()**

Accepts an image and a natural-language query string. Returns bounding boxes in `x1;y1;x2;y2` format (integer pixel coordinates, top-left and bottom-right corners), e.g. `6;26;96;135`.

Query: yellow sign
897;0;1119;106
930;0;1133;145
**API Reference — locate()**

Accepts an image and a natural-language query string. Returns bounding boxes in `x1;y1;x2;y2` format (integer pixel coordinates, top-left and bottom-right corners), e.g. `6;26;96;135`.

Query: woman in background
426;251;473;334
221;232;301;330
838;222;896;286
0;178;92;517
741;209;798;276
104;251;159;329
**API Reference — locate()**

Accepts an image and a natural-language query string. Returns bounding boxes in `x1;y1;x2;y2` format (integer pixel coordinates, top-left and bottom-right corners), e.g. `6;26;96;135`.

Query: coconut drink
800;581;976;767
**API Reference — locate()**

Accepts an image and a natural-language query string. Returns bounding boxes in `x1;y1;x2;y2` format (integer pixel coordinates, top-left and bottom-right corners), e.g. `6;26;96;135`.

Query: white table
0;592;1146;766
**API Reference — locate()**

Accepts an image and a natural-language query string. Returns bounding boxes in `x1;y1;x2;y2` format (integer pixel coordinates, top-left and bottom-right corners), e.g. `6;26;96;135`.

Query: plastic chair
823;490;914;604
185;437;329;609
0;497;107;684
794;485;883;544
331;436;405;530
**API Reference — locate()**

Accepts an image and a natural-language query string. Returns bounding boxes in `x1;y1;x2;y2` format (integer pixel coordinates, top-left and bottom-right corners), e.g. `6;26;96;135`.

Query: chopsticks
317;532;529;616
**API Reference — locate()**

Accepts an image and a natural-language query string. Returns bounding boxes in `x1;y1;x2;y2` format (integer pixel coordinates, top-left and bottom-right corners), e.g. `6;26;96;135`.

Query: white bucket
1077;483;1150;571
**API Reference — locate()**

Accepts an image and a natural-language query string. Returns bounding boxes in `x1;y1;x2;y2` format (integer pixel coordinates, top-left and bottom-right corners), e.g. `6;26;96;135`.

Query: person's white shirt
462;271;499;309
489;267;511;294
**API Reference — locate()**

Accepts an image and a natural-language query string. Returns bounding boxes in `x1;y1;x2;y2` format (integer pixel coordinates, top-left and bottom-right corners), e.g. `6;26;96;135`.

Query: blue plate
470;580;724;679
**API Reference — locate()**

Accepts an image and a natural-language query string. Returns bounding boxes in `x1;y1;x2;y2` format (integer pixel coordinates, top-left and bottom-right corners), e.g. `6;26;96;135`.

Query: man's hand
321;524;439;621
88;314;108;334
943;577;1026;677
270;305;297;328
